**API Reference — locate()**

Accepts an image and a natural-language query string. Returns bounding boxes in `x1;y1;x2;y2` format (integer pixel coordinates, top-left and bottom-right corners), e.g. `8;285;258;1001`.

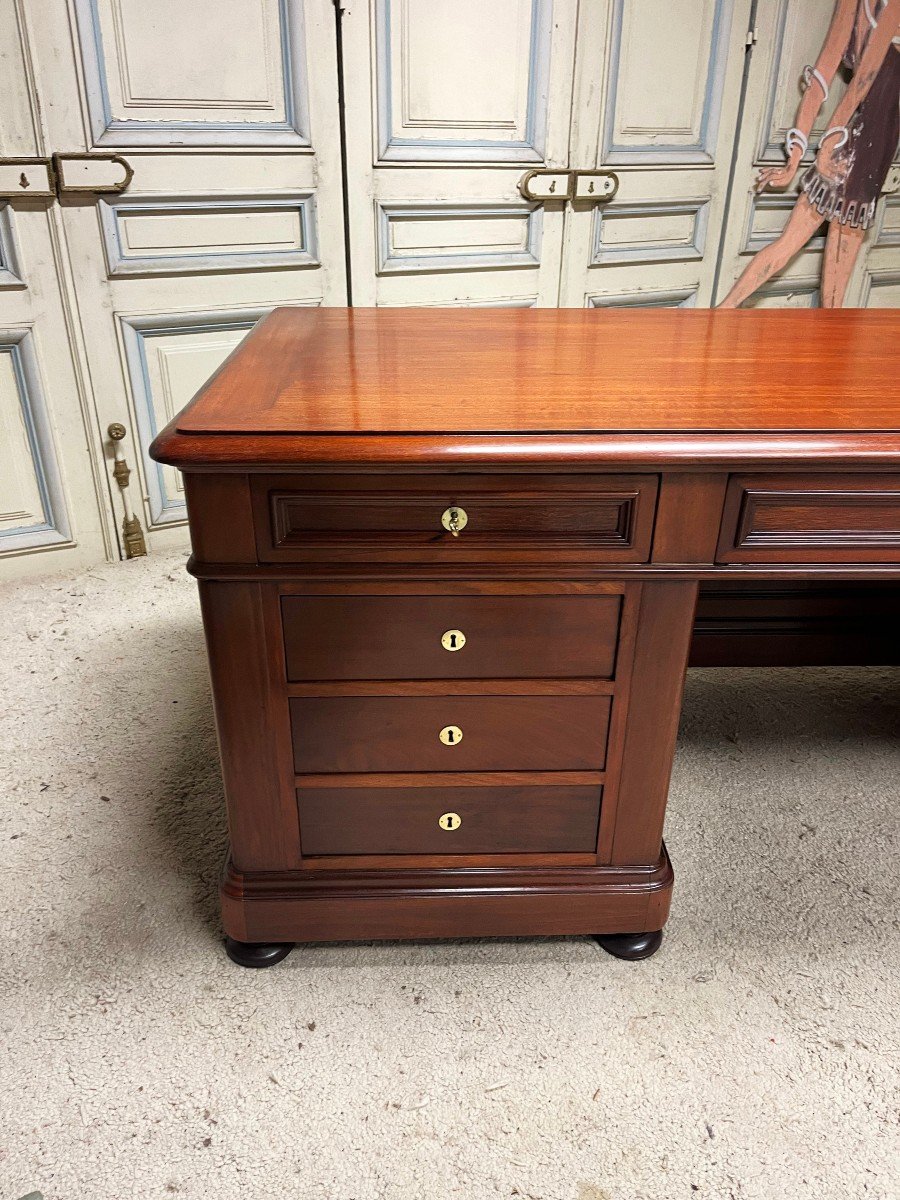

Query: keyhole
19;172;30;189
441;629;465;652
548;179;556;194
588;180;595;194
443;816;452;828
447;729;455;743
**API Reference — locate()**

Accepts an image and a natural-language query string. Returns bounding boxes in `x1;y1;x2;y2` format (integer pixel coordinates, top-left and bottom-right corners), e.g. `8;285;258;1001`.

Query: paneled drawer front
297;783;602;855
252;473;658;563
290;695;611;773
282;594;621;681
717;474;900;564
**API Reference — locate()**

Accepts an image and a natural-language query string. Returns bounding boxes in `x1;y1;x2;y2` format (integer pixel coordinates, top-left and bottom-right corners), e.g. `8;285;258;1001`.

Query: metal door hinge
746;28;758;46
107;423;147;559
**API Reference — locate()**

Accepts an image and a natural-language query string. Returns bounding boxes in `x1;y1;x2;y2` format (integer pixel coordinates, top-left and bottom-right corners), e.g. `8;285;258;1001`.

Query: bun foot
594;929;663;961
225;937;294;968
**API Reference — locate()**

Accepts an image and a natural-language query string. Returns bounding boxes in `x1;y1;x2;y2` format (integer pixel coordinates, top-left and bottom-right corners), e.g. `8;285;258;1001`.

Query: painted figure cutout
719;0;900;307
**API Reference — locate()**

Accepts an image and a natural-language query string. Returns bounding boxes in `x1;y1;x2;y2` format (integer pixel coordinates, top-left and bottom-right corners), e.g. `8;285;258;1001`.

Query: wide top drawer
717;474;900;564
251;473;658;563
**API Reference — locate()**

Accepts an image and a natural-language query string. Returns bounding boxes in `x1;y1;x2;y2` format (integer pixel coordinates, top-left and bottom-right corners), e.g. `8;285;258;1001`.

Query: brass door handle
0;158;56;199
518;169;575;201
517;169;619;205
573;170;619;202
53;153;133;194
0;154;133;200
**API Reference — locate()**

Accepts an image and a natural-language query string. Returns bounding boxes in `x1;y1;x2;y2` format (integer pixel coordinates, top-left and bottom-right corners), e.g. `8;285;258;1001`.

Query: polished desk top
153;308;900;469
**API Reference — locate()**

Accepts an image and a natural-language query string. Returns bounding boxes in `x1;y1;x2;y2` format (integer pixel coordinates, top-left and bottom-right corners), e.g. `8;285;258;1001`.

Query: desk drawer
282;594;621;681
253;473;657;563
297;781;602;855
290;695;611;774
717;474;900;564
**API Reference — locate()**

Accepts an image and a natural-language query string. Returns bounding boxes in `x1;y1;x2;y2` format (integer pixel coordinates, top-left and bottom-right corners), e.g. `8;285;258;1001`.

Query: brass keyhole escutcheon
439;725;463;746
441;506;468;537
441;629;466;652
439;812;462;831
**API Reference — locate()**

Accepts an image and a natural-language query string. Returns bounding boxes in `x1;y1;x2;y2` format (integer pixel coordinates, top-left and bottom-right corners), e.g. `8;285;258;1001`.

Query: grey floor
1;552;898;1200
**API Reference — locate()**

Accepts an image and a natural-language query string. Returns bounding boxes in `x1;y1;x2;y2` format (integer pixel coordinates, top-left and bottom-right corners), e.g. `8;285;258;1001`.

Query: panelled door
0;4;110;572
340;0;579;307
342;0;899;311
560;0;753;308
341;0;755;310
1;0;345;576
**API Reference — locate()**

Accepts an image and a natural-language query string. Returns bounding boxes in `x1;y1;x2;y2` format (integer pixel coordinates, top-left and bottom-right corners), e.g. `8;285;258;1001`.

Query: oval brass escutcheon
438;812;462;831
441;629;466;652
441;506;468;536
439;724;463;746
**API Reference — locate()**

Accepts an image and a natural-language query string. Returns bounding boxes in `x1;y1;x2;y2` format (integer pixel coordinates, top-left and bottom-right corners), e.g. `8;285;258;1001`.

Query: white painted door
0;4;110;576
340;0;754;310
341;0;899;313
559;0;754;308
715;0;900;307
340;0;579;307
1;0;345;575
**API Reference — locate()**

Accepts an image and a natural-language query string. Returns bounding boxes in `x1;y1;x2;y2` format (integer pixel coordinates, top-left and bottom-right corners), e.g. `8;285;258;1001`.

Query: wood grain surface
173;307;899;435
281;593;622;681
289;694;612;773
296;782;602;855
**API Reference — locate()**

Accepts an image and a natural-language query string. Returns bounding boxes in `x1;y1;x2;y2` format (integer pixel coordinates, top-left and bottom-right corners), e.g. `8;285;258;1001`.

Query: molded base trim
221;846;673;943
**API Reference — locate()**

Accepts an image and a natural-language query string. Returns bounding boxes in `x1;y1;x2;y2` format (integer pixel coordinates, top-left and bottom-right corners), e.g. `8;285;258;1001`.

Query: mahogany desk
151;307;900;967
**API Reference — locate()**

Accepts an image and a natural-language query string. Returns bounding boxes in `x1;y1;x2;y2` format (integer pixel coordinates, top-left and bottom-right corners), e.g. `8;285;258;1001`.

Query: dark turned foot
594;929;663;961
225;937;294;968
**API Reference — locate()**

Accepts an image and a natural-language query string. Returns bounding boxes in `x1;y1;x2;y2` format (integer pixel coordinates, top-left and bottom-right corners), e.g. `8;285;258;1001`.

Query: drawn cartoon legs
820;216;866;306
717;194;823;308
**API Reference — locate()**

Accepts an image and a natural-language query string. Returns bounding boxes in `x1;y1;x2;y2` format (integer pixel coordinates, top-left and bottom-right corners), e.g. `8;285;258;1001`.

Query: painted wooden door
341;0;899;312
340;0;754;310
0;4;110;574
559;0;754;308
1;0;345;576
340;0;579;307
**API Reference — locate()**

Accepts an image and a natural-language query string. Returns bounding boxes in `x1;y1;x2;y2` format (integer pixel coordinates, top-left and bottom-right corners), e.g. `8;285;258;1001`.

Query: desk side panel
198;581;301;872
608;581;699;867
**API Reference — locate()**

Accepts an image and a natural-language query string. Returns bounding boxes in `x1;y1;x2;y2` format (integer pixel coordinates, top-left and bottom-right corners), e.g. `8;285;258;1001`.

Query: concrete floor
1;551;898;1200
